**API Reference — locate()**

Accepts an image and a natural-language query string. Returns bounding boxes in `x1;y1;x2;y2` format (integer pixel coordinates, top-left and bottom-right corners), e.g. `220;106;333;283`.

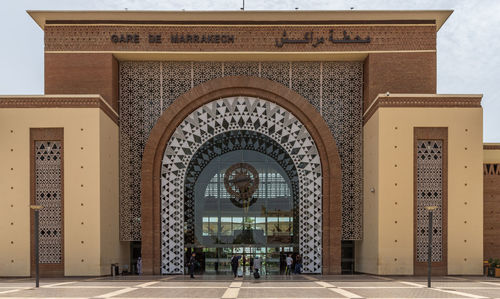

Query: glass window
267;217;279;236
279;217;291;236
192;148;298;265
255;217;266;236
232;217;243;232
220;217;232;236
202;217;210;236
202;217;218;236
244;217;255;230
204;175;219;197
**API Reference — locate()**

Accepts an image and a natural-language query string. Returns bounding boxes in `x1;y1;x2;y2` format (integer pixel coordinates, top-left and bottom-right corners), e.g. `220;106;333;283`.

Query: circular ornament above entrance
224;162;260;205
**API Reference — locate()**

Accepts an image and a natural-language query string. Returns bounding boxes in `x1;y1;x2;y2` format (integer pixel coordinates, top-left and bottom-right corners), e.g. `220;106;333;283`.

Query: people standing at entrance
294;254;302;274
231;255;240;278
253;256;261;279
285;254;293;275
136;257;142;275
188;253;197;278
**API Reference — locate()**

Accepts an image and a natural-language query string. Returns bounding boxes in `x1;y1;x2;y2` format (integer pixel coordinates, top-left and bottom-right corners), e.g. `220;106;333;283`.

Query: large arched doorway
161;97;322;274
184;130;299;275
141;76;342;275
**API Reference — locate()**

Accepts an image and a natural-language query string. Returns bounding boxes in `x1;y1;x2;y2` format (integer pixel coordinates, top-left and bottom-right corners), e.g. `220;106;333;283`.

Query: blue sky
1;0;498;142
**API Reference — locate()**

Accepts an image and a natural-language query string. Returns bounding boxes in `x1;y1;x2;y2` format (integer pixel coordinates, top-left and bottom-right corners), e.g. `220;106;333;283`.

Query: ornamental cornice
363;94;482;125
0;95;118;124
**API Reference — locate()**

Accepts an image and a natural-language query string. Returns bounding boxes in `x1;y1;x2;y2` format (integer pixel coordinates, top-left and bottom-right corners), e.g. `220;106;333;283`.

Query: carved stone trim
44;25;435;52
363;95;482;125
484;144;500;150
0;96;119;124
46;20;436;26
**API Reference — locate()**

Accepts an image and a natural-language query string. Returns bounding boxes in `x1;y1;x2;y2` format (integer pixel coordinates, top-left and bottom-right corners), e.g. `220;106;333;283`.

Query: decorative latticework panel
161;97;322;274
193;62;223;87
223;62;259;77
119;61;363;242
119;61;162;241
35;141;63;264
261;62;290;87
416;140;443;262
322;62;364;239
291;62;321;112
161;62;191;110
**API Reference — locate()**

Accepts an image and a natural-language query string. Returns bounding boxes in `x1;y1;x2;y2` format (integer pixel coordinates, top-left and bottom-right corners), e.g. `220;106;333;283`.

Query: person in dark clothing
231;255;240;278
188;253;197;278
253;256;261;279
294;254;302;274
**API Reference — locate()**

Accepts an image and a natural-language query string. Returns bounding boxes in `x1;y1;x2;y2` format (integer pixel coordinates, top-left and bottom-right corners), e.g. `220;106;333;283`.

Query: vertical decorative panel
322;62;364;240
35;141;63;263
119;61;161;241
484;162;500;260
291;62;321;113
416;140;443;262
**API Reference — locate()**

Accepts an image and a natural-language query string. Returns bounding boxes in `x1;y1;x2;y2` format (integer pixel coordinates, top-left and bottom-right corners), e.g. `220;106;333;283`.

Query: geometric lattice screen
160;97;322;274
416;140;443;262
119;61;363;241
35;141;63;264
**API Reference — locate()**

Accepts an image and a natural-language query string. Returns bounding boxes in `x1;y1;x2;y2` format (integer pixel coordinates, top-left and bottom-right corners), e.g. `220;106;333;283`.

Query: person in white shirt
137;257;142;275
285;254;293;275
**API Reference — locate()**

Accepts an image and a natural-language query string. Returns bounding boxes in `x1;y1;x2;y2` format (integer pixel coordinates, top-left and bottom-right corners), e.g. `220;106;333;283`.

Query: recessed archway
141;76;342;274
161;97;322;274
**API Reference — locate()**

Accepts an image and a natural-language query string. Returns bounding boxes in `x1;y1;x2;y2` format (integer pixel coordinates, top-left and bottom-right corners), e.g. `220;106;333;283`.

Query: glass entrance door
184;149;299;275
186;245;297;276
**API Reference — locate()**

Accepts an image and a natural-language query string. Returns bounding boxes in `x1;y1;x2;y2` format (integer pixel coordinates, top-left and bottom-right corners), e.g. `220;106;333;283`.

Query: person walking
253;256;261;279
294;254;302;274
285;254;293;275
231;255;240;278
188;253;197;279
136;257;142;275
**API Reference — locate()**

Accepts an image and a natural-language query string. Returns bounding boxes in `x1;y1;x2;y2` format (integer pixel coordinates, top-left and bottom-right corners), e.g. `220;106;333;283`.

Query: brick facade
363;52;436;112
45;53;119;112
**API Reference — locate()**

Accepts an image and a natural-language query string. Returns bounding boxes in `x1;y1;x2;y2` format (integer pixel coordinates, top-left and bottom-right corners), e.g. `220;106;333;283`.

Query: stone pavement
0;274;499;299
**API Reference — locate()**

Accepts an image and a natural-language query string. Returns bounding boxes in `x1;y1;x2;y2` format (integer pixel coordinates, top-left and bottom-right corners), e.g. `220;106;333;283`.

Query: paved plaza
0;274;500;299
